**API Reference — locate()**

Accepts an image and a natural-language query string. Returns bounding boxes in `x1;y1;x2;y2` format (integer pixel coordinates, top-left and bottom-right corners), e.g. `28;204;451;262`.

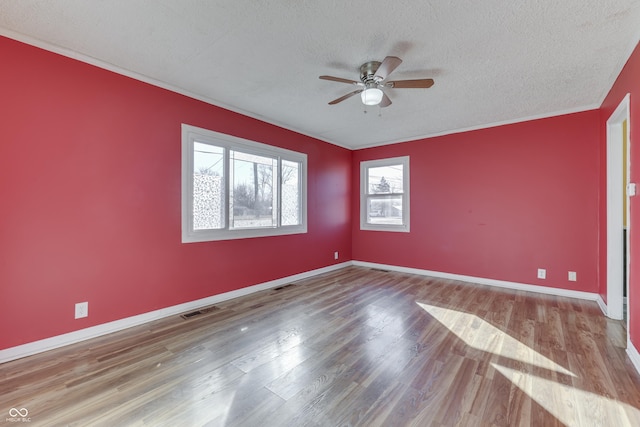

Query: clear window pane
230;150;277;229
183;125;308;242
368;164;403;194
367;195;404;225
193;142;224;230
281;160;300;226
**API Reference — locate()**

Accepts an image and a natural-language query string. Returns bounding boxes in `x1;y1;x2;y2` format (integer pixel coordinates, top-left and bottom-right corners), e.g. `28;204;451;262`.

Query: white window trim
182;124;307;243
360;156;410;232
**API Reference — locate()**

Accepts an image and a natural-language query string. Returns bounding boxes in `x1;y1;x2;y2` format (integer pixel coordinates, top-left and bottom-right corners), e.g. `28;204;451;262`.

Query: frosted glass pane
193;143;224;230
281;160;300;226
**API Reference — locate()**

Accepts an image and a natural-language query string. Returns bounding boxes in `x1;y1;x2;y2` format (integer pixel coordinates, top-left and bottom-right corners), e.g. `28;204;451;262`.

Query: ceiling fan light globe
361;88;383;106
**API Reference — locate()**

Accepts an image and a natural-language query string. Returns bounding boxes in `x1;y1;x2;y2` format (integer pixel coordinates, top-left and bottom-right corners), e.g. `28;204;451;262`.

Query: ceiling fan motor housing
360;61;382;84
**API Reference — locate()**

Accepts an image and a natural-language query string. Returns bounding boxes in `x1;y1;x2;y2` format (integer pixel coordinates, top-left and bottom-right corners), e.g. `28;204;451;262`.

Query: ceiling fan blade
386;78;435;89
379;92;392;108
328;90;363;105
319;75;362;85
374;56;402;81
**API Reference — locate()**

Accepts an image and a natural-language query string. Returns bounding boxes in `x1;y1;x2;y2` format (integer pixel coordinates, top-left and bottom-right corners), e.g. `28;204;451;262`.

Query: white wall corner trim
352;261;600;302
606;93;631;322
0;262;351;364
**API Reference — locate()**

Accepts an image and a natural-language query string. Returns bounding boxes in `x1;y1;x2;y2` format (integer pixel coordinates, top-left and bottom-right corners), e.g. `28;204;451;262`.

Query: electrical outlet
568;271;577;281
537;269;546;279
75;302;88;319
334;251;339;260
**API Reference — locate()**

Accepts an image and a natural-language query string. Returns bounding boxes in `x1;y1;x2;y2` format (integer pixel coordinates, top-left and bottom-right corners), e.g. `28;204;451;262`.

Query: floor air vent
180;306;218;320
370;268;390;273
274;284;295;291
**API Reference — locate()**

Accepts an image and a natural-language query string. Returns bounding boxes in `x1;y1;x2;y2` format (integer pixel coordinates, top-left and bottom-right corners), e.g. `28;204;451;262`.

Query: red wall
0;36;352;350
2;31;636;355
600;42;640;347
352;111;600;292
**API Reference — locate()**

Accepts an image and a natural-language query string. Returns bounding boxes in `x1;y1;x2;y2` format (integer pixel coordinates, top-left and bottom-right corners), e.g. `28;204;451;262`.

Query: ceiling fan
319;56;434;108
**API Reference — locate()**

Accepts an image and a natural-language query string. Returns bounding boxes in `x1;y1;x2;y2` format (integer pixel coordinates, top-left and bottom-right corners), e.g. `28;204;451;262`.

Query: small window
182;124;307;242
360;156;410;232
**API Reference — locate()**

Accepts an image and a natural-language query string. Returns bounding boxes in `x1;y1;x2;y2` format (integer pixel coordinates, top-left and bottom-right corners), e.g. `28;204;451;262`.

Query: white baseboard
0;260;618;368
352;261;600;301
596;295;608;316
627;341;640;375
0;262;351;364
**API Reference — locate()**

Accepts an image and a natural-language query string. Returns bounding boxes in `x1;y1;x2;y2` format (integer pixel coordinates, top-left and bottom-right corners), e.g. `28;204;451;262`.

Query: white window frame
182;124;307;242
360;156;410;232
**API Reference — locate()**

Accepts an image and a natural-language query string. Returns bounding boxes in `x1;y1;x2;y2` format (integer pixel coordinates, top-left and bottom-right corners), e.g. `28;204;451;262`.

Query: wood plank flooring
2;266;640;426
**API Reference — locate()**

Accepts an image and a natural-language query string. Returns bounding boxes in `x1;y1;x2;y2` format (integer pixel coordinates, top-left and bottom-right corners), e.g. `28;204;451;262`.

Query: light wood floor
2;267;640;426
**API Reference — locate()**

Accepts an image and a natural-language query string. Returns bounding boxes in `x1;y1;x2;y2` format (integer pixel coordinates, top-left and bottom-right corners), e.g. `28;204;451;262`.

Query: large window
360;156;410;232
182;124;307;242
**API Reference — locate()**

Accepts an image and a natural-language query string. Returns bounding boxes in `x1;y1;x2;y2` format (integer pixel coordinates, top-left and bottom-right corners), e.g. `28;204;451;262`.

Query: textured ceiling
1;1;639;149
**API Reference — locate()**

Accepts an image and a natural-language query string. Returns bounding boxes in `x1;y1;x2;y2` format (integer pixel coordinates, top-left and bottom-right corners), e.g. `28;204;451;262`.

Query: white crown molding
0;29;609;152
0;28;346;150
353;105;600;150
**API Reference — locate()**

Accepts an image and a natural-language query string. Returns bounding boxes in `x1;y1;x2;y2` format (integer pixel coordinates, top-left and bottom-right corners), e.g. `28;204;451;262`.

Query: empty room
2;1;640;426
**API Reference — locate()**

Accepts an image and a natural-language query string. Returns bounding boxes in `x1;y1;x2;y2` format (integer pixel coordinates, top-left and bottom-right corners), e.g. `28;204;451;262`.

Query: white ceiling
1;1;639;149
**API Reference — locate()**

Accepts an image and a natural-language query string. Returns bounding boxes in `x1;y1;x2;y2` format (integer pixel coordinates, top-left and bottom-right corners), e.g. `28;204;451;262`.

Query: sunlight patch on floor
417;302;640;425
417;302;574;376
493;364;640;426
